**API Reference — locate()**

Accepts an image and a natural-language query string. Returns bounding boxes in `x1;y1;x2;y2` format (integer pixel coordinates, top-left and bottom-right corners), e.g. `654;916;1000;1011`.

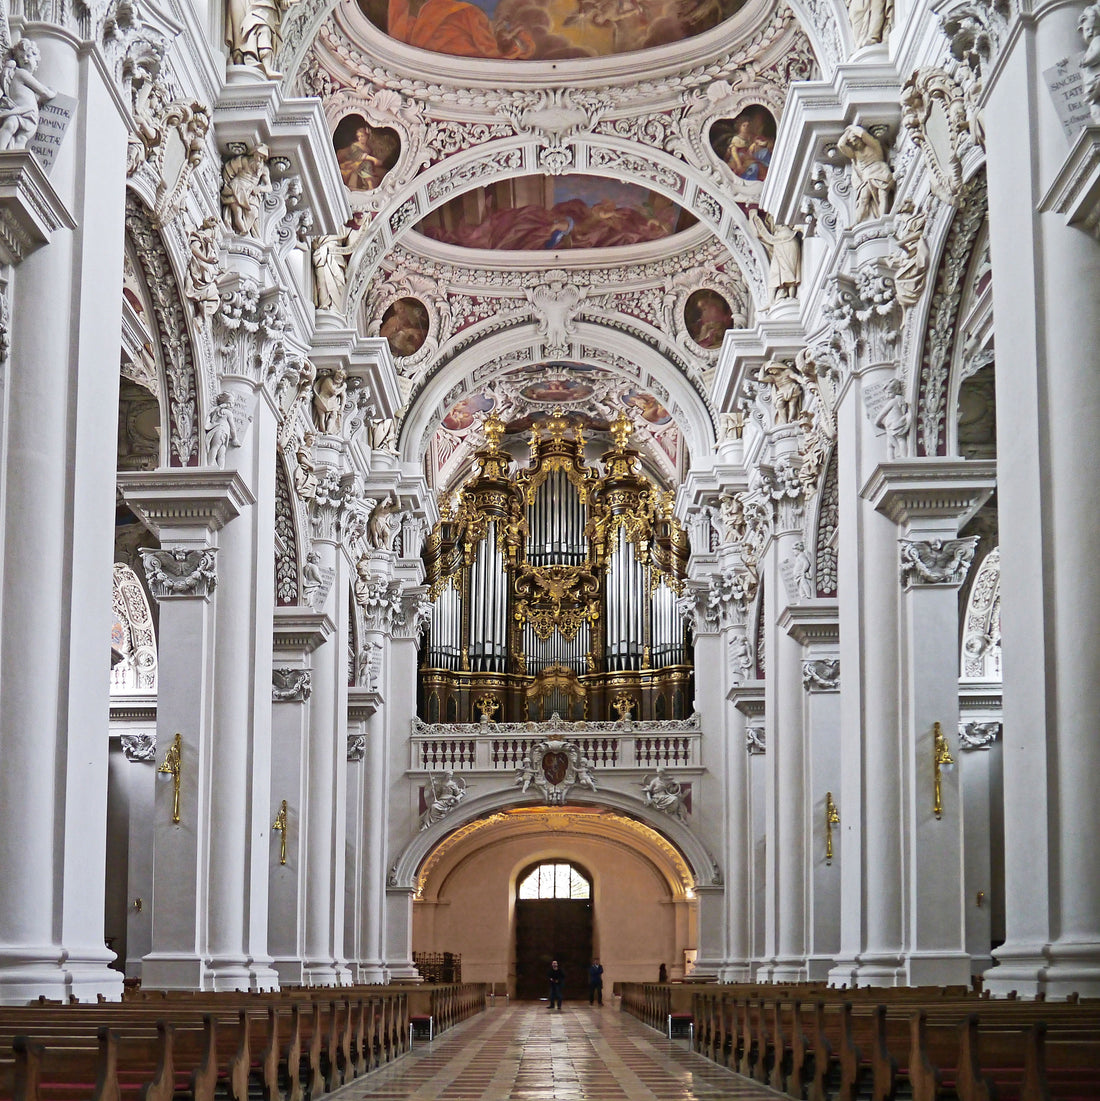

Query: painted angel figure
0;39;56;151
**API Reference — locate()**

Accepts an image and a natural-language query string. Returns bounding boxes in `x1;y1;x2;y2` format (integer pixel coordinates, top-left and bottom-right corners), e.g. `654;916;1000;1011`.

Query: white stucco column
826;256;906;987
780;603;841;981
118;472;252;990
725;681;762;981
973;1;1100;997
0;30;125;1003
866;460;995;986
761;426;810;983
269;610;332;985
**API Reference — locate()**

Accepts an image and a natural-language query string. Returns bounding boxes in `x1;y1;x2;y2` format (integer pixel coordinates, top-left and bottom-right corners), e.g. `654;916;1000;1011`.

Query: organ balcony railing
410;712;702;773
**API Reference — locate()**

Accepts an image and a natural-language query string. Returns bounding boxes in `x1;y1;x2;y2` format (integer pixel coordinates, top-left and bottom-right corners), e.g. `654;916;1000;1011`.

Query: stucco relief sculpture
184;218;222;322
516;738;598;805
419;770;466;830
367;493;401;551
729;634;753;683
311;212;367;312
205;392;242;467
847;0;893;48
312;368;347;433
641;768;688;822
890;200;931;311
140;547;218;599
899;537;978;586
745;727;765;754
121;733;157;762
225;0;301;78
750;211;802;302
0;38;55;151
756;359;806;425
293;433;318;500
874;376;911;459
959;721;1000;750
221;144;272;237
272;668;312;702
356;640;382;690
787;541;814;600
802;658;840;690
1081;4;1100;124
368;417;397;453
837;125;894;223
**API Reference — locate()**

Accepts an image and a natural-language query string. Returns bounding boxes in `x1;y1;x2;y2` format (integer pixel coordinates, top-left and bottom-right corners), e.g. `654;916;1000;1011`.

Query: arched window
517;862;590;900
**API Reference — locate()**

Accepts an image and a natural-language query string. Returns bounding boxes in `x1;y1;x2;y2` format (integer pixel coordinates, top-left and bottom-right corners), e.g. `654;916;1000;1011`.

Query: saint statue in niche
709;105;777;182
332;115;401;192
684;289;733;349
380;297;430;357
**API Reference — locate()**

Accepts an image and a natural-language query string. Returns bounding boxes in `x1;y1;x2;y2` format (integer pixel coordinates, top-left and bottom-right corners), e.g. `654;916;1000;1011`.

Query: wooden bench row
684;985;1100;1101
0;982;487;1101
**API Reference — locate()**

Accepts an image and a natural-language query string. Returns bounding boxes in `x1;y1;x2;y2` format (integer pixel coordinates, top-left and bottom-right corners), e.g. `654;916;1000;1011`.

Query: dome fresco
356;0;750;59
415;175;697;251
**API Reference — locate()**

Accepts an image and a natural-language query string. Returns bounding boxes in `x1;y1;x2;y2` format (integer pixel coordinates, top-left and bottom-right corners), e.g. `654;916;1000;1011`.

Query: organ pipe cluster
420;410;691;723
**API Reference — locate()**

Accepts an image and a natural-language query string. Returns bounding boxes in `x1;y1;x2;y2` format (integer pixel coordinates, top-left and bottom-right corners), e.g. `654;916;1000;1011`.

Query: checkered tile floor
335;1001;785;1100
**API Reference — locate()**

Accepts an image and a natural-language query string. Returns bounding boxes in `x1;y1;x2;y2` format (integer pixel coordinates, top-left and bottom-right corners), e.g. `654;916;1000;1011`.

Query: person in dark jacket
548;960;565;1009
588;958;604;1005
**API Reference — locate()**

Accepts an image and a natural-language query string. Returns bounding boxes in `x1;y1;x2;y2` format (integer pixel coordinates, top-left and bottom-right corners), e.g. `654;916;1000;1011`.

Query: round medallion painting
684;289;733;349
380;297;430;357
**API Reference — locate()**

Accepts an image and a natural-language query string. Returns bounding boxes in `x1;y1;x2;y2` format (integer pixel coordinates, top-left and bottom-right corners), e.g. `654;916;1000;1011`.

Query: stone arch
914;169;988;457
400;321;719;468
123;193;205;468
961;546;1001;681
111;563;158;693
391;788;720;892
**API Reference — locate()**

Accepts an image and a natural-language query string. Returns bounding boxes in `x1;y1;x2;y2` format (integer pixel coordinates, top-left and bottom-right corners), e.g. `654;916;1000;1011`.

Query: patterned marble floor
335;1001;785;1101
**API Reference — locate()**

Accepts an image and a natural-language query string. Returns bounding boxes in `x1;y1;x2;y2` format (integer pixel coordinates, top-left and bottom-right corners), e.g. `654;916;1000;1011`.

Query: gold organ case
420;411;691;723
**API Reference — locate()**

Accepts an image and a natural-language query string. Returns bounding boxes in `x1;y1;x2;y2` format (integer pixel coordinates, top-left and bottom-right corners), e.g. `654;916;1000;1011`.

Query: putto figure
0;39;56;151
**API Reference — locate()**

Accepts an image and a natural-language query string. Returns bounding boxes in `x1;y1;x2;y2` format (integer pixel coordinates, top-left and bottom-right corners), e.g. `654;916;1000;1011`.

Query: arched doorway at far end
514;861;592;1001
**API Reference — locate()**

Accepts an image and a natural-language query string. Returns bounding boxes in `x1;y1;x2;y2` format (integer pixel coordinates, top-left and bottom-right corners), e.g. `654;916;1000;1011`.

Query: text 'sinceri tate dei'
0;0;1098;1004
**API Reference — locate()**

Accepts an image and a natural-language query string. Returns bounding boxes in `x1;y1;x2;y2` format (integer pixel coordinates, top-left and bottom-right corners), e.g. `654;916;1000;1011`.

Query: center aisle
336;1001;785;1100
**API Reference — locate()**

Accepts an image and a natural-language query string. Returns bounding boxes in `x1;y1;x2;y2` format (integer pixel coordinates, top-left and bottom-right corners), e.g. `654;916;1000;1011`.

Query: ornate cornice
272;608;335;652
1039;125;1100;240
862;459;996;529
117;470;255;535
0;151;75;265
777;600;840;645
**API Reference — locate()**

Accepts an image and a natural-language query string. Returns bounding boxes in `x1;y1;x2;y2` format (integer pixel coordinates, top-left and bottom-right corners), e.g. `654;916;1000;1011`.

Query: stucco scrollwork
347;733;367;761
958;721;1000;749
802;658;840;691
746;727;766;754
901;68;976;204
272;667;312;702
121;733;158;762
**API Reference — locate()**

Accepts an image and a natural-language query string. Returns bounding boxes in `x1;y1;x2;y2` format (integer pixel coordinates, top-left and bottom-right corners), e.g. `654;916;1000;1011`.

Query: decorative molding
140;546;218;599
272;667;312;702
746;726;766;754
802;658;840;691
0;150;75;266
516;739;598;805
1039;126;1100;240
899;537;978;586
121;733;157;762
958;720;1000;749
347;733;366;761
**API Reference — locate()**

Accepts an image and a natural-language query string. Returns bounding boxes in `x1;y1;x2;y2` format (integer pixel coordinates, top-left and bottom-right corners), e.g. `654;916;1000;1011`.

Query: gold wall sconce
273;800;288;865
825;791;840;865
157;732;182;824
933;721;955;820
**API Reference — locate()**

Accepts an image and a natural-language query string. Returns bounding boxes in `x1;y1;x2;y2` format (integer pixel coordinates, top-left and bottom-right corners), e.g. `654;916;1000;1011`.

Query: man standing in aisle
548;960;565;1009
588;958;604;1005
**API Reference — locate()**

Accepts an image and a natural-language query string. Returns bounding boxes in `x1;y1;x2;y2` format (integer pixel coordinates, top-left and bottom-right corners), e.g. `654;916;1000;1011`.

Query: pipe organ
421;410;691;723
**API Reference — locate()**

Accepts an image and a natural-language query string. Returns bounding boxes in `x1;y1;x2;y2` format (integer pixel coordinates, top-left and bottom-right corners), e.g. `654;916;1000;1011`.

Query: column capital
802;659;841;692
863;458;996;534
899;536;980;587
117;470;255;540
0;150;75;265
272;668;312;702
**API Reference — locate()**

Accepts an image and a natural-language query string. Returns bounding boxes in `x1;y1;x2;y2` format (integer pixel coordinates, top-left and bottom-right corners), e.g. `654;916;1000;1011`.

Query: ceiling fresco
355;0;750;60
427;362;683;491
415;175;697;251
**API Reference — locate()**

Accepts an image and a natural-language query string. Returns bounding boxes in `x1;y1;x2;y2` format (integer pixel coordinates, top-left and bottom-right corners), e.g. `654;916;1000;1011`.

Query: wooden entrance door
514;897;593;1001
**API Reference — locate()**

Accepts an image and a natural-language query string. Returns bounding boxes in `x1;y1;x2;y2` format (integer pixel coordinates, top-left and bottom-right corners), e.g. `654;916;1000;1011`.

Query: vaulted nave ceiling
291;0;820;485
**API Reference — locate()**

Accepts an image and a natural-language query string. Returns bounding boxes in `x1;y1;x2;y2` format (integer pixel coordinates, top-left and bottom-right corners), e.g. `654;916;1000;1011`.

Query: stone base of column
770;957;809;982
246;961;280;992
904;951;971;988
273;959;306;986
982;943;1051;998
1041;941;1100;999
829;952;905;988
386;962;423;982
355;962;388;984
718;961;753;982
806;955;835;982
0;948;124;1005
302;959;349;987
141;953;209;991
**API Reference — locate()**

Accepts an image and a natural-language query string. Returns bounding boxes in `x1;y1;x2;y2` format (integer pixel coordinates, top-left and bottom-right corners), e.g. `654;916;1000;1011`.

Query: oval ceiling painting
416;175;696;251
357;0;748;60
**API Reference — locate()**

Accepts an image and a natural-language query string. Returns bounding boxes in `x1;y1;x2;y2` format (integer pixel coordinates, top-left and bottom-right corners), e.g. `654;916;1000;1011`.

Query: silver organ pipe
428;579;462;670
466;522;509;673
